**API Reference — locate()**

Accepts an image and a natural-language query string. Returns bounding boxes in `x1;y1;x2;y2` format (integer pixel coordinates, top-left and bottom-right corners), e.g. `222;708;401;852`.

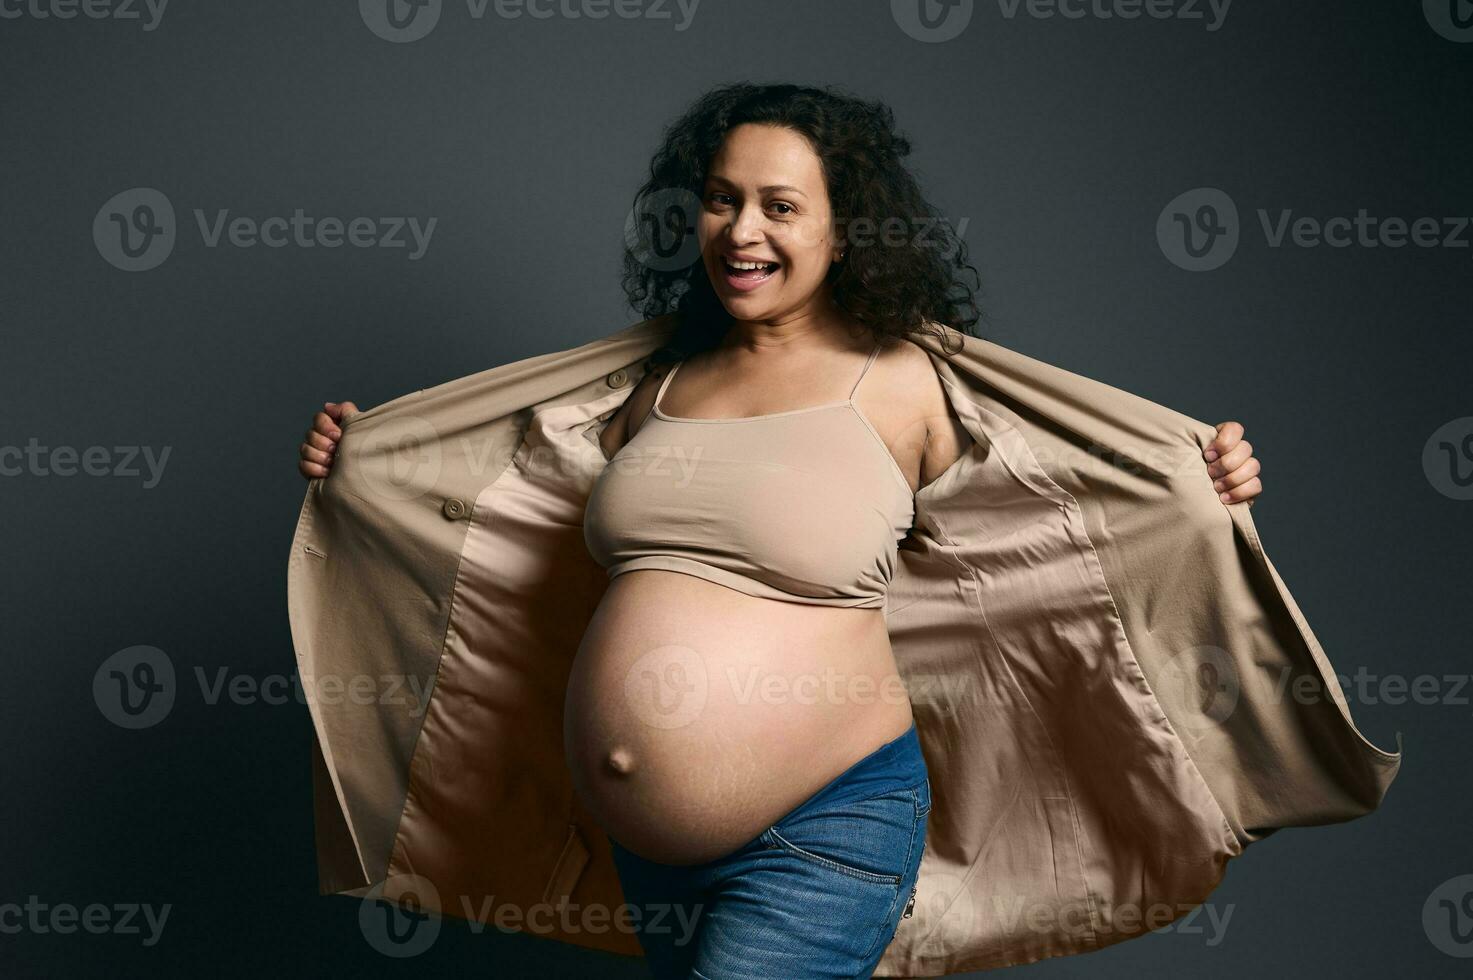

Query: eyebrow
705;176;809;198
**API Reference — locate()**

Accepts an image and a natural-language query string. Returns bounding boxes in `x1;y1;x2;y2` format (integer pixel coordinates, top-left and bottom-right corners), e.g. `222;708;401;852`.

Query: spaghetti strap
848;343;883;401
652;360;682;415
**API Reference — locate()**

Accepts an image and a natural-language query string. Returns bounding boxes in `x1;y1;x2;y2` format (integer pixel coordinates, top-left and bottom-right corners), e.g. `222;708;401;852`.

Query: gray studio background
2;1;1469;976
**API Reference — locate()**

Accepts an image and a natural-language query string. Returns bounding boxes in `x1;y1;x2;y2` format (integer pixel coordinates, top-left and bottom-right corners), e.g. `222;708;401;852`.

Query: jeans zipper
902;884;917;918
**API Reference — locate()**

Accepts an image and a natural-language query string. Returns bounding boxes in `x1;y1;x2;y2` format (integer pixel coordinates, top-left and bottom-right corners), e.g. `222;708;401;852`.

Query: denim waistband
779;722;928;824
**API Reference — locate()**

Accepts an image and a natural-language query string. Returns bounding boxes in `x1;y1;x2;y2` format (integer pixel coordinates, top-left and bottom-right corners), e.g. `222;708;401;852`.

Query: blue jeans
608;723;930;979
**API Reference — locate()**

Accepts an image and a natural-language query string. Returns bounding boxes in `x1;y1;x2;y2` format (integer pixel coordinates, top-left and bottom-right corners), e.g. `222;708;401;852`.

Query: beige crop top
583;343;916;608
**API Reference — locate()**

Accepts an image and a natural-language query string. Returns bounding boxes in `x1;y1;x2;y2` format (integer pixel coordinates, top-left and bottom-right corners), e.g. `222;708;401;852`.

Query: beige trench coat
286;314;1401;977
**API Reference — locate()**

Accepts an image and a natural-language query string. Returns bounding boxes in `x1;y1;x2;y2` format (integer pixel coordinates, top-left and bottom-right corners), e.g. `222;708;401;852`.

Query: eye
769;202;796;216
706;191;735;208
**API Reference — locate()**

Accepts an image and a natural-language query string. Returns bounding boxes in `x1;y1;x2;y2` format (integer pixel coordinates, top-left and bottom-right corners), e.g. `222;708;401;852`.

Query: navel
605;746;637;776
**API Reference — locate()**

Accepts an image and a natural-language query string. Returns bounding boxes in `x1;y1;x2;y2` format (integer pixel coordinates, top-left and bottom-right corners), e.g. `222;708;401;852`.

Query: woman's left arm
1204;420;1261;506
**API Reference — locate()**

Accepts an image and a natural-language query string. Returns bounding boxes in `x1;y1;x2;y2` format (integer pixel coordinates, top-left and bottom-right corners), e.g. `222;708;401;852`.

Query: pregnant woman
296;84;1262;978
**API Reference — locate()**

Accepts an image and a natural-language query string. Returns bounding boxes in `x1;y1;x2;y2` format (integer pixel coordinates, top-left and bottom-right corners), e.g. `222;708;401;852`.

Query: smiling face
698;123;844;324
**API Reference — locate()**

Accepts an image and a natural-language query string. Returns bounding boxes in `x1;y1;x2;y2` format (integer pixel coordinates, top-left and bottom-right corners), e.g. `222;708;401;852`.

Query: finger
1220;476;1261;504
299;459;330;480
322;400;360;423
1212;456;1260;494
300;442;334;467
1204;420;1244;462
304;429;337;453
1206;438;1252;479
312;410;343;440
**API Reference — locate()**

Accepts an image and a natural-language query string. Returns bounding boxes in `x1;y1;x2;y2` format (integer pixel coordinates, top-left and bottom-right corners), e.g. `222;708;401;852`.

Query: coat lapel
286;315;1400;975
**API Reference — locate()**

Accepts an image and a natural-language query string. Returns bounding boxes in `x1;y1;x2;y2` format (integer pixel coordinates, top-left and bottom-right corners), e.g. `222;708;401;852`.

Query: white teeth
726;259;776;271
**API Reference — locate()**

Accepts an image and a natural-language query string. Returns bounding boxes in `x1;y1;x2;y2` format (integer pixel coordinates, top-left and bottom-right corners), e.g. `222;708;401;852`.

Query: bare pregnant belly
564;569;915;866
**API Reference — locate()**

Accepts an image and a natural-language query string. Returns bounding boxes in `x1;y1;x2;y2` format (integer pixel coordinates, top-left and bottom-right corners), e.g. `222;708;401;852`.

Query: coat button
607;369;629;389
442;497;467;520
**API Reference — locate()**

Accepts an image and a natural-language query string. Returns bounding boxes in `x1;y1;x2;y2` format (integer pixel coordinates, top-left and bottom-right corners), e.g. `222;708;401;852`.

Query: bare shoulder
894;339;972;481
878;337;950;416
862;337;974;492
597;361;671;461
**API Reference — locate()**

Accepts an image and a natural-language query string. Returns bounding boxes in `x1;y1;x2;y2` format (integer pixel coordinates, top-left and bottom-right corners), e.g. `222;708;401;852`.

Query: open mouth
721;257;781;282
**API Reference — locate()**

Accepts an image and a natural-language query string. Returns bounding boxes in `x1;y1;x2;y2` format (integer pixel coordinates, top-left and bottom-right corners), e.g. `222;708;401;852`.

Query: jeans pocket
763;791;921;885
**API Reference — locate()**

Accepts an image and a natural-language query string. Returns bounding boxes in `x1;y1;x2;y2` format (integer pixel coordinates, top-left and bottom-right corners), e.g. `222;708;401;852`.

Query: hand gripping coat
286;314;1402;977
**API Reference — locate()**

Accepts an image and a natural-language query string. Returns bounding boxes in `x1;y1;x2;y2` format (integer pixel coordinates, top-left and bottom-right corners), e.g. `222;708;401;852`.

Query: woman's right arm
301;365;667;479
298;400;358;480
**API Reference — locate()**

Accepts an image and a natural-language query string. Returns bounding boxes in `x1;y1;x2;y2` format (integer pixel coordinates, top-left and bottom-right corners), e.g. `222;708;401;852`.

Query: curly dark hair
621;81;985;361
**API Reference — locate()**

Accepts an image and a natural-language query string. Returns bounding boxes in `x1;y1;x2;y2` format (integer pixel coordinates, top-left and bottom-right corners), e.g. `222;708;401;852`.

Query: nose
728;201;766;246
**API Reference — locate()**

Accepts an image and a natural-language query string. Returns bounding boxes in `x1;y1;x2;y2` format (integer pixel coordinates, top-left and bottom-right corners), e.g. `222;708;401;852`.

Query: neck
723;295;866;355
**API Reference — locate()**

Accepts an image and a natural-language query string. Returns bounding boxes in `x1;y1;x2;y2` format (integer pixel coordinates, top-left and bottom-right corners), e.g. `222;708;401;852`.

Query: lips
722;257;780;280
713;251;783;293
